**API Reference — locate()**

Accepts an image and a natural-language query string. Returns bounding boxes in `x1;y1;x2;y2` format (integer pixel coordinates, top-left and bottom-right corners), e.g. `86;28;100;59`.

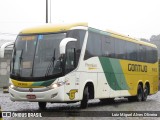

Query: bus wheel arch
80;82;95;109
86;82;94;99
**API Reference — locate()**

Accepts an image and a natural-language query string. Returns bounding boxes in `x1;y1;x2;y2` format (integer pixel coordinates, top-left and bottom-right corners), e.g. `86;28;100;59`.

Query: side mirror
59;38;77;54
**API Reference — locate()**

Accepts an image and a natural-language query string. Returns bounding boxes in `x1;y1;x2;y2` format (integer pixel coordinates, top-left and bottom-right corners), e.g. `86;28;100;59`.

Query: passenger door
64;42;79;101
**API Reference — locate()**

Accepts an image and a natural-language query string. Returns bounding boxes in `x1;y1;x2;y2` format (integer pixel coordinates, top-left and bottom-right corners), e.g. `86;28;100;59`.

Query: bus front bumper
9;86;64;102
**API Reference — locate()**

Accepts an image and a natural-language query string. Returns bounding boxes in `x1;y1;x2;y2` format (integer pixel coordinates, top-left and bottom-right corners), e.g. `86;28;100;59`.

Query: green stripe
32;79;55;87
99;57;129;90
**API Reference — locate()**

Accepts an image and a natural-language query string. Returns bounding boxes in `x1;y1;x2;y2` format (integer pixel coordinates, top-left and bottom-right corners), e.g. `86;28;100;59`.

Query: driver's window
65;42;76;74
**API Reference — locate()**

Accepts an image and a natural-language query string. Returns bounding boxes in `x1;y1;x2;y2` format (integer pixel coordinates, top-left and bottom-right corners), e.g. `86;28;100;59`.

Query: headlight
9;83;15;89
49;81;66;89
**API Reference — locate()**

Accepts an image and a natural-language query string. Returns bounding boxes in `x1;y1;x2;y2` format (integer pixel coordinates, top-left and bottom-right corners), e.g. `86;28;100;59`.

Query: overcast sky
0;0;160;40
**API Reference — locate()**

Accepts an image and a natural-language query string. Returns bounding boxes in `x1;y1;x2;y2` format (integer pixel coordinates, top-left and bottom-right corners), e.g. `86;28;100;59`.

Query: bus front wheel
80;86;89;109
38;102;47;110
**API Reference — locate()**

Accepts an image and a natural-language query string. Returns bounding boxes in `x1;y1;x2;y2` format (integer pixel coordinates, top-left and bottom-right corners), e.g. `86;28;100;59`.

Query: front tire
38;102;47;110
80;86;89;109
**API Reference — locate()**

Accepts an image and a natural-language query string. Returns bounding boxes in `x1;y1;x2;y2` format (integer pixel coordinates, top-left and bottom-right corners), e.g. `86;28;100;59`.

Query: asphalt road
0;89;160;120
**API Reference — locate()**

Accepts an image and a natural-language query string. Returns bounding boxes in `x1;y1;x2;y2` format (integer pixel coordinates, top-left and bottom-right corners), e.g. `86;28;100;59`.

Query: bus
9;23;159;109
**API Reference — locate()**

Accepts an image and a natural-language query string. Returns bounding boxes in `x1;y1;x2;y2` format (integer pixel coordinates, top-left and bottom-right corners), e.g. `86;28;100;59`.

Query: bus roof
20;22;88;34
19;22;156;48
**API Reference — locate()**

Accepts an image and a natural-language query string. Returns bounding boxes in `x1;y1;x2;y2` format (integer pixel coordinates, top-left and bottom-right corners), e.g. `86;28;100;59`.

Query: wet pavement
0;89;160;120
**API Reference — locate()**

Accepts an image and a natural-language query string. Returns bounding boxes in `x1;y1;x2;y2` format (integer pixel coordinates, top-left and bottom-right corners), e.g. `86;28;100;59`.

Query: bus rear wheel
38;102;47;110
128;84;143;102
80;86;89;109
142;84;149;101
136;84;143;102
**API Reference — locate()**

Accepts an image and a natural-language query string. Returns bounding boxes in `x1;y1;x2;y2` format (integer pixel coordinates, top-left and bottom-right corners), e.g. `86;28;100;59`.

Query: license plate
26;95;36;99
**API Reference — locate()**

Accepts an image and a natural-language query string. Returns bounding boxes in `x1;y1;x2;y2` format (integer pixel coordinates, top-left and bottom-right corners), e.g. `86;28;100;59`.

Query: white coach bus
9;23;159;109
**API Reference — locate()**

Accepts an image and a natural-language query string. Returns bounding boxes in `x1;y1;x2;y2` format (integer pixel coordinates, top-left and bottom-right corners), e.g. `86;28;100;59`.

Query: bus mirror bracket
59;38;77;54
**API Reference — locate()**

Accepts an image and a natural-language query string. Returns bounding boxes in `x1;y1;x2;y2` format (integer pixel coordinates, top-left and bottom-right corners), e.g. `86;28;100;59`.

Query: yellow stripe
11;79;44;88
88;67;97;70
20;22;88;34
11;79;34;88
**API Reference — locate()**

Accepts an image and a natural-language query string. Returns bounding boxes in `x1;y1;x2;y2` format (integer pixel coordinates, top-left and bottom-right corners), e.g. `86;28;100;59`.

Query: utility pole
50;0;52;23
46;0;48;23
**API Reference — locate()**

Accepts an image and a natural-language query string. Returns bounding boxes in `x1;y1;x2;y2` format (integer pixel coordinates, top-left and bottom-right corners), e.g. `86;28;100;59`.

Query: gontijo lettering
128;64;147;72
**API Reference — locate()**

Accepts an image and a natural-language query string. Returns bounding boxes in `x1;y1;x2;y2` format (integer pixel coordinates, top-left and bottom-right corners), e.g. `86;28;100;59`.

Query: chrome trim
13;87;51;92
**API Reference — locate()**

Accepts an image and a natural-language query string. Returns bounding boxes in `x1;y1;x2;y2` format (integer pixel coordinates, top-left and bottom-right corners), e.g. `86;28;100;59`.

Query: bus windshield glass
11;33;66;78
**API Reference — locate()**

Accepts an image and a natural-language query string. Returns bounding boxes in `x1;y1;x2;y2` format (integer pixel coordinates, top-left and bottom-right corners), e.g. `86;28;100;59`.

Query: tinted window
115;39;126;59
146;46;153;63
67;29;86;65
152;48;158;63
126;42;138;61
83;29;158;63
84;31;102;60
102;35;115;58
67;29;86;49
65;42;76;74
138;45;146;62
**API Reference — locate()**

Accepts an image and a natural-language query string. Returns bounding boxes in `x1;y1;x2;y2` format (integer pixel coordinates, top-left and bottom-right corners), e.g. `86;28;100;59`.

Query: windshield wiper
45;49;56;77
11;46;16;74
17;50;23;76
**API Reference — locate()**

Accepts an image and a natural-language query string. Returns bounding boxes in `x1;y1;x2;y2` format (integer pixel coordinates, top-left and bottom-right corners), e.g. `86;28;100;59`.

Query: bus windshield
11;33;66;79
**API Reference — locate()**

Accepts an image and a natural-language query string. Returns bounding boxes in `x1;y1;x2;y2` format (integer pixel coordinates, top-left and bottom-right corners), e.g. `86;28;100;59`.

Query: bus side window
102;35;115;58
67;29;86;64
126;42;138;61
152;48;158;63
138;45;146;62
84;31;102;60
114;38;126;59
146;46;153;63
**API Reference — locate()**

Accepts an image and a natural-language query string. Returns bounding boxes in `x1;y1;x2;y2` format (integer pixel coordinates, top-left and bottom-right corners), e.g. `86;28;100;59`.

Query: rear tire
136;84;143;102
38;102;47;110
80;86;89;109
128;84;143;102
142;84;148;101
